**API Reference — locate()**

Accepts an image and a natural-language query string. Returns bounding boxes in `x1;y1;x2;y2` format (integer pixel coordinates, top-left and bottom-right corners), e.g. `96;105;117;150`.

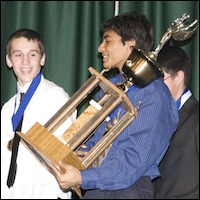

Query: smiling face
6;37;45;87
98;30;135;73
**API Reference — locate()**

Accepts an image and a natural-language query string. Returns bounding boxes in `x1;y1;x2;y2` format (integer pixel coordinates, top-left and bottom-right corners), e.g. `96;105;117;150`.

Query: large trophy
18;13;197;197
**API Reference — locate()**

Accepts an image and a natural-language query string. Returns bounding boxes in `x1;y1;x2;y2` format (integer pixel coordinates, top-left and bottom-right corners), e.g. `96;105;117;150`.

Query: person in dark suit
153;45;199;199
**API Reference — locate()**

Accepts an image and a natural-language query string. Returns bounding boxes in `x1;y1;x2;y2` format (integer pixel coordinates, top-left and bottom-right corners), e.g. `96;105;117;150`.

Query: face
98;30;135;72
6;37;45;87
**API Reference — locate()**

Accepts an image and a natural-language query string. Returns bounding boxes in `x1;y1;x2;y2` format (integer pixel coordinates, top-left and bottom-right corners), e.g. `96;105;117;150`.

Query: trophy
17;13;197;197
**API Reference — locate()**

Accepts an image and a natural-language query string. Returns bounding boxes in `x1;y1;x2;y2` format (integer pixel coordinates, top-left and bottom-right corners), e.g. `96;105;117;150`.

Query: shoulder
183;95;199;115
1;95;16;113
38;77;70;100
189;95;199;109
130;78;171;100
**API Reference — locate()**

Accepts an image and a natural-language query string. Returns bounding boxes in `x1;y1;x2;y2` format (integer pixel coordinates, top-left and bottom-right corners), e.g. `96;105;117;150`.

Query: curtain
1;1;199;109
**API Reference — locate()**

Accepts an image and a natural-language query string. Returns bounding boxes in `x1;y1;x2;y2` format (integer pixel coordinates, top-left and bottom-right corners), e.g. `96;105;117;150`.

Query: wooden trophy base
18;122;84;197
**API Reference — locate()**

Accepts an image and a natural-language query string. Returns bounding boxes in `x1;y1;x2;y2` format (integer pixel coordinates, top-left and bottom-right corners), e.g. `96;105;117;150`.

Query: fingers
81;144;87;148
75;150;87;157
49;161;82;190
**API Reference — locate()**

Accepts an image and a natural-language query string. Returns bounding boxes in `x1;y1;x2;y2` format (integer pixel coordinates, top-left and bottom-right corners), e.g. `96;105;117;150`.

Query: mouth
20;68;32;75
102;54;109;62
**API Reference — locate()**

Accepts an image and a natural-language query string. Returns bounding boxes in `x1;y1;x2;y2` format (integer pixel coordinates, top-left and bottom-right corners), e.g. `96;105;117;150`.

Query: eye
29;53;36;57
28;51;40;58
13;52;22;57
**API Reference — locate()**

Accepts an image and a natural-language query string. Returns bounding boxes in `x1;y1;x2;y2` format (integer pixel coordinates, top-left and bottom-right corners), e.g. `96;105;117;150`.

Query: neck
174;84;187;101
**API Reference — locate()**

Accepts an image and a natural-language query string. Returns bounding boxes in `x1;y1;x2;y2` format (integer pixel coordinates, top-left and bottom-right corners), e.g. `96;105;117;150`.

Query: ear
130;39;136;47
40;53;46;66
177;70;184;83
6;54;13;68
126;39;136;52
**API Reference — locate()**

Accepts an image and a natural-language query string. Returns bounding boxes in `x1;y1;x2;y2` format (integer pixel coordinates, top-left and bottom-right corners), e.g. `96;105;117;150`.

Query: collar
176;88;192;110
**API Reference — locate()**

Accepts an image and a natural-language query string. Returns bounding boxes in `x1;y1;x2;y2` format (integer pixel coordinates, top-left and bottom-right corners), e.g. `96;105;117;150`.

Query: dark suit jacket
154;95;199;199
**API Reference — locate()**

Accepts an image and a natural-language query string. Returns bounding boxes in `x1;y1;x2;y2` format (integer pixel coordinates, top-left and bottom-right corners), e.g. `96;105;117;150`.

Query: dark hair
6;28;45;56
157;45;191;87
100;11;154;52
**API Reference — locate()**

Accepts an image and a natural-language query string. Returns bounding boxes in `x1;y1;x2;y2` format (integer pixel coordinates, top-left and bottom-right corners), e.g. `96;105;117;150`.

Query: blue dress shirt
80;74;178;191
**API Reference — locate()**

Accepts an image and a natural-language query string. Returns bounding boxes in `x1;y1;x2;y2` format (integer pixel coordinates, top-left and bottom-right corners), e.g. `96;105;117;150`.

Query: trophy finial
152;13;198;57
170;13;198;41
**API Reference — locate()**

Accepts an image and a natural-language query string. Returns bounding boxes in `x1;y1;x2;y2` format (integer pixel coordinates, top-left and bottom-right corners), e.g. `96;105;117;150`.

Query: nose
22;54;30;64
98;42;104;53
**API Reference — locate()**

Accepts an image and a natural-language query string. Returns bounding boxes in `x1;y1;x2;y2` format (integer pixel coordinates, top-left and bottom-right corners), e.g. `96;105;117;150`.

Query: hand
75;144;88;158
49;161;82;190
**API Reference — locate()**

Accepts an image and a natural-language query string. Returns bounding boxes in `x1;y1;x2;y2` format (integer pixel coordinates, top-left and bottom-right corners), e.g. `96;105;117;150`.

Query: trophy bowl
122;48;164;88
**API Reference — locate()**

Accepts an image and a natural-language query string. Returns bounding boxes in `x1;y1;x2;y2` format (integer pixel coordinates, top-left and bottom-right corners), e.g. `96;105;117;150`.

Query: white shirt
178;89;192;110
1;75;76;199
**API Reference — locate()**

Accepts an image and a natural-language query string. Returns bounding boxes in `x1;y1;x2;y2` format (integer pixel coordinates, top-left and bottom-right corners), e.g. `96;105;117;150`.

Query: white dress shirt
1;75;76;199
